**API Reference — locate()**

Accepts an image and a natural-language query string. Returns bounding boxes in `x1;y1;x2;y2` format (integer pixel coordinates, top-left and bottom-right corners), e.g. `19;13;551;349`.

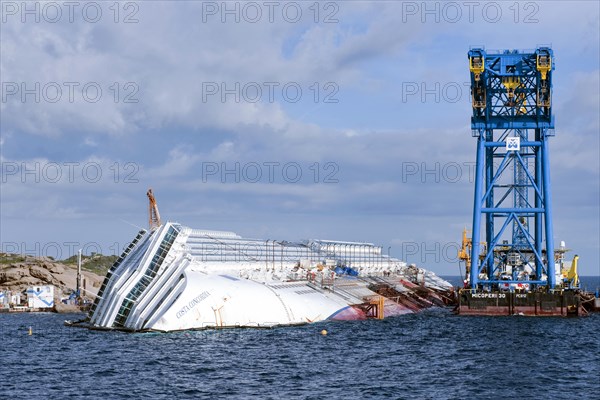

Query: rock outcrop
0;253;105;301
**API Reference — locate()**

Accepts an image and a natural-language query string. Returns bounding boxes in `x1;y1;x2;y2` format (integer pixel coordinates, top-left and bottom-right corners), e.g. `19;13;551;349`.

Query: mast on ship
147;188;162;230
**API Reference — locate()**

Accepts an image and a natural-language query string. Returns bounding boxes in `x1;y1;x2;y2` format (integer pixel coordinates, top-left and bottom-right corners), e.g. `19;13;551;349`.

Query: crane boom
147;188;161;230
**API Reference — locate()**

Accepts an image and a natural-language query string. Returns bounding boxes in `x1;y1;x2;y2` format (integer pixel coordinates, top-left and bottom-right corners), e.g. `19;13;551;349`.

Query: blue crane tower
467;47;556;290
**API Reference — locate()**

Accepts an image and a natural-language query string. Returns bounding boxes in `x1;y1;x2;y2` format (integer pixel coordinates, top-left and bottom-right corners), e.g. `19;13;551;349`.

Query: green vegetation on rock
0;253;26;264
60;254;117;276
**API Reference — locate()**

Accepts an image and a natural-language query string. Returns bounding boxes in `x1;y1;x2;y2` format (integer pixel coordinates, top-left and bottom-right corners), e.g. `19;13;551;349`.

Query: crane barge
457;47;597;316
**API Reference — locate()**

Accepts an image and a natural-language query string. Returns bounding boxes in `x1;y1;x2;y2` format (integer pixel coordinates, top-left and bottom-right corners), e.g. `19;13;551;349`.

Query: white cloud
1;1;598;274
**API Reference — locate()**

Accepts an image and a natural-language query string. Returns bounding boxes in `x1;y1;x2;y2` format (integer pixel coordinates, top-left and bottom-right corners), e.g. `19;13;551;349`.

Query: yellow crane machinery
469;54;484;81
562;255;579;288
458;228;486;285
458;227;472;273
469;52;486;109
147;188;162;230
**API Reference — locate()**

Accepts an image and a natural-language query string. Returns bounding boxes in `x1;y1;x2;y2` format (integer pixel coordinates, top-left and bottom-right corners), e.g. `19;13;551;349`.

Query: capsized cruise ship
79;222;454;332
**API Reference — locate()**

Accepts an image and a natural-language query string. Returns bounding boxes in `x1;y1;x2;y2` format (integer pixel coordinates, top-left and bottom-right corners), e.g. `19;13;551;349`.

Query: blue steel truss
468;47;556;289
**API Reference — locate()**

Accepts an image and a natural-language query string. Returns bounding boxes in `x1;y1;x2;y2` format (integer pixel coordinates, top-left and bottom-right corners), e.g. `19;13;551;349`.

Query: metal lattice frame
468;47;556;289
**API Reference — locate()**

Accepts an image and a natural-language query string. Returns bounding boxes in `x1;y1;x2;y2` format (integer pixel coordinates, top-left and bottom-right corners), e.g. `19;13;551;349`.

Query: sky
1;0;599;277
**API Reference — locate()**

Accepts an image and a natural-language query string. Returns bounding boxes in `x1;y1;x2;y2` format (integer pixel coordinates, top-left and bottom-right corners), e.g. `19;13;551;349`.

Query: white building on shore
26;286;54;309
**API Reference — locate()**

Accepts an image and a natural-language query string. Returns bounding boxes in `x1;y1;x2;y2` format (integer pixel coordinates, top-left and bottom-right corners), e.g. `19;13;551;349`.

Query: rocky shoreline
0;253;107;310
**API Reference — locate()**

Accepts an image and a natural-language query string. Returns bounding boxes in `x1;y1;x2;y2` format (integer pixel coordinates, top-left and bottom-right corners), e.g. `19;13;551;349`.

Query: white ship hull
87;223;453;332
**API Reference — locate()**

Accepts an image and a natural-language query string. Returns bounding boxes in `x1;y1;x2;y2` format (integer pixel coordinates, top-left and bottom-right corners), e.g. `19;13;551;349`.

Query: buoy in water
28;326;32;336
320;329;327;336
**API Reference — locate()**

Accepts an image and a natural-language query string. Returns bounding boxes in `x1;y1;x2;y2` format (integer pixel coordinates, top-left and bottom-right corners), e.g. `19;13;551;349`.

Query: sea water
1;278;598;399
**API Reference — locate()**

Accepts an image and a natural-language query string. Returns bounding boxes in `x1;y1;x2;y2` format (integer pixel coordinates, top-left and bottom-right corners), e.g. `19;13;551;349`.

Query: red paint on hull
328;306;367;321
